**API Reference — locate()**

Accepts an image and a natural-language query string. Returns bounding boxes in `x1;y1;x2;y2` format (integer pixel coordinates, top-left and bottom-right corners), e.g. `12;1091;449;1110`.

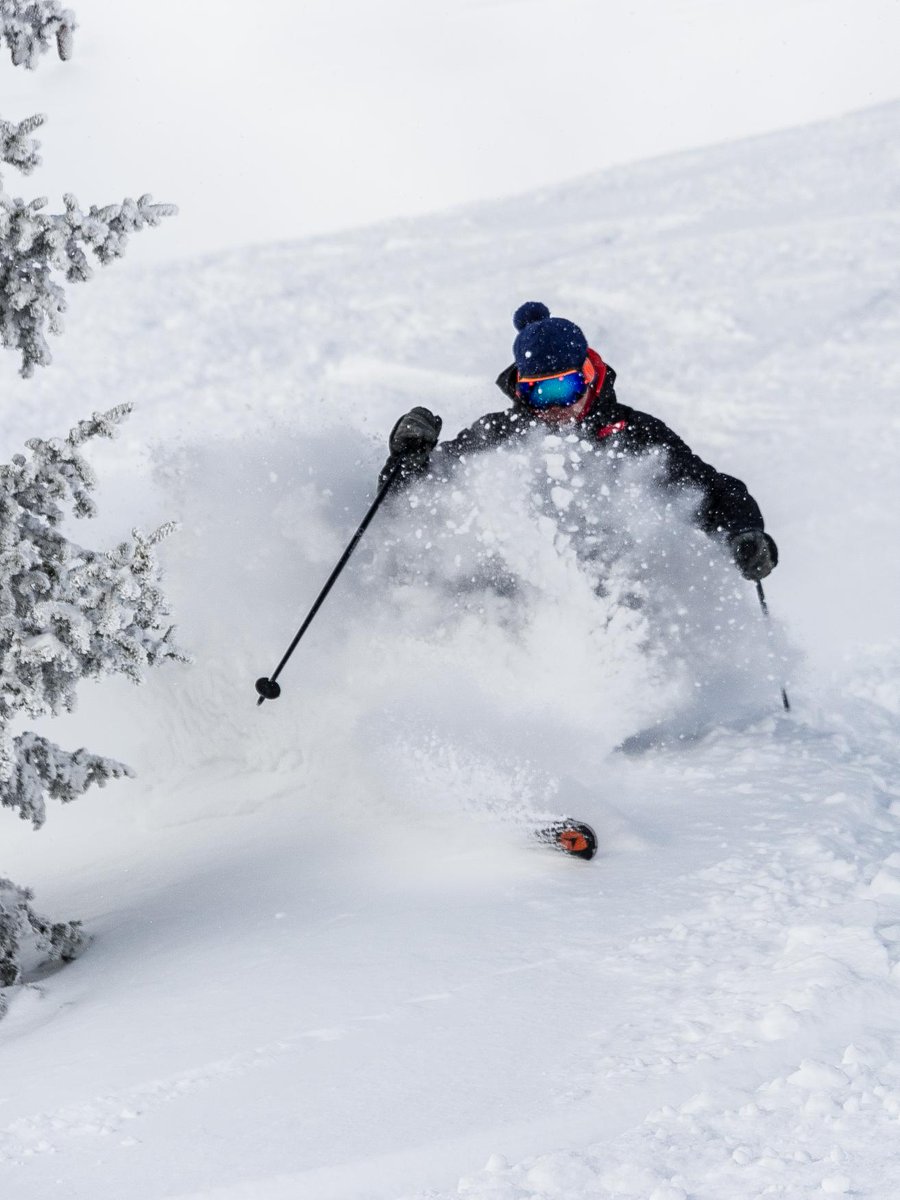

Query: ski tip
535;819;598;861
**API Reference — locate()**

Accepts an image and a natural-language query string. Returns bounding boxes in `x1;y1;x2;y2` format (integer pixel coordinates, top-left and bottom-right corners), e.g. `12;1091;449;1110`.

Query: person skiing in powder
381;301;777;581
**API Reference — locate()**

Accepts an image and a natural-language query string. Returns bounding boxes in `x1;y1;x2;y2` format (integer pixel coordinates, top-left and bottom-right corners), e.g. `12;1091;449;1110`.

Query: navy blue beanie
513;302;588;378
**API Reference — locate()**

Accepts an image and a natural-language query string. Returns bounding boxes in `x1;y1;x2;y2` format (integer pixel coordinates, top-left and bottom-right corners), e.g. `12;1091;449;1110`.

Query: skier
381;302;777;581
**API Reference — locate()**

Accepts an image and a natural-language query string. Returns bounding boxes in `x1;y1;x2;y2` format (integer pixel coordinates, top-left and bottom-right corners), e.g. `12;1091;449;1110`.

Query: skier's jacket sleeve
617;412;764;536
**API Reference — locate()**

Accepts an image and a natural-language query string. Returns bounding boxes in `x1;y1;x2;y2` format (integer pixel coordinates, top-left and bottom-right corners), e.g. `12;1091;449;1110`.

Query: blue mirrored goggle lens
517;371;586;408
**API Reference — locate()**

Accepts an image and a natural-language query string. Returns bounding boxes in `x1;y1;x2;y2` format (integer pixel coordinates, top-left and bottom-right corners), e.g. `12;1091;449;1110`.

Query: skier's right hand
389;407;442;458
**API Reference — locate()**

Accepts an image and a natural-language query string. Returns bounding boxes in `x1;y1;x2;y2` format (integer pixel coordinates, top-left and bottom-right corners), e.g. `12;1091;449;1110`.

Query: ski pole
755;580;790;712
255;461;402;705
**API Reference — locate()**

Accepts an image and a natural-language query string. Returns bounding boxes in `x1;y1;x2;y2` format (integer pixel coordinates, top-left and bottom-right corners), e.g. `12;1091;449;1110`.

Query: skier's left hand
730;530;778;580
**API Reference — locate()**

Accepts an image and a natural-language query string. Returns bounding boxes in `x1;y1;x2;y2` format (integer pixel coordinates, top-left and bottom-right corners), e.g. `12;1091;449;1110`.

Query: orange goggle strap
517;357;597;387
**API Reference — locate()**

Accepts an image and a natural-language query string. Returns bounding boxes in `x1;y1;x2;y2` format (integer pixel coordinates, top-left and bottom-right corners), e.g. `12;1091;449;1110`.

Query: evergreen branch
0;112;44;174
0;875;84;1005
0;1;75;70
0;733;132;827
0;183;177;375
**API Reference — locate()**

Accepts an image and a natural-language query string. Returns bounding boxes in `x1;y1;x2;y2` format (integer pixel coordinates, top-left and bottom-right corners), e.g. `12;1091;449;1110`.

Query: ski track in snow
1;101;899;1198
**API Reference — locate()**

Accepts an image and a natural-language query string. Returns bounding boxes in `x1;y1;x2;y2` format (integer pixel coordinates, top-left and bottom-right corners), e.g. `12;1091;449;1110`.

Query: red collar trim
596;420;627;440
577;348;607;421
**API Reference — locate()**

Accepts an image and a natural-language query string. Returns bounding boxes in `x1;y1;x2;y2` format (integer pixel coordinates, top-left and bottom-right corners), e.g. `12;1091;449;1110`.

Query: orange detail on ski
559;830;590;854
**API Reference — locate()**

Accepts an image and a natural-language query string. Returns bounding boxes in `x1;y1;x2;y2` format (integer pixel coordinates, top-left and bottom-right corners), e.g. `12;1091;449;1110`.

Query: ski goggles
516;367;588;409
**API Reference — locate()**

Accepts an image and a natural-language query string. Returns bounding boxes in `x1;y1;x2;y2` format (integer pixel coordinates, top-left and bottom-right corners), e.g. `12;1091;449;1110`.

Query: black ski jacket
381;350;766;538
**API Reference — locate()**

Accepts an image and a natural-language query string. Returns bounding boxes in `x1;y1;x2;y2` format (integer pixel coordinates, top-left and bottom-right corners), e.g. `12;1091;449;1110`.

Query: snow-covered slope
1;100;899;1200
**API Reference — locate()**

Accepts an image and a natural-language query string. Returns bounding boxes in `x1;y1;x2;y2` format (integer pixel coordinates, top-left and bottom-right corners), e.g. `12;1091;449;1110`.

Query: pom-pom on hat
512;302;588;378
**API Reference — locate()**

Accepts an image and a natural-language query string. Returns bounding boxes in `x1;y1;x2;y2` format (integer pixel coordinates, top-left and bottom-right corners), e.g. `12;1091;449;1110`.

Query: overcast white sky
3;0;899;264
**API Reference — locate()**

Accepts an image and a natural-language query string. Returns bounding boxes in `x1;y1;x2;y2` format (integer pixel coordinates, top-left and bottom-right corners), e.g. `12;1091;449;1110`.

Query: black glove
729;530;778;581
388;407;442;458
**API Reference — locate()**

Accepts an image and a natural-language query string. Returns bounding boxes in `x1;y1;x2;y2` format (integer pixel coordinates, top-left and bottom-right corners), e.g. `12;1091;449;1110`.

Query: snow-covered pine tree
0;7;181;1010
0;406;186;1011
0;4;175;376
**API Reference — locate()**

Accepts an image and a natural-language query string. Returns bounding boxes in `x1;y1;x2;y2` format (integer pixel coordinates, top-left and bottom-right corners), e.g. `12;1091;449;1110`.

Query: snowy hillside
1;100;900;1199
